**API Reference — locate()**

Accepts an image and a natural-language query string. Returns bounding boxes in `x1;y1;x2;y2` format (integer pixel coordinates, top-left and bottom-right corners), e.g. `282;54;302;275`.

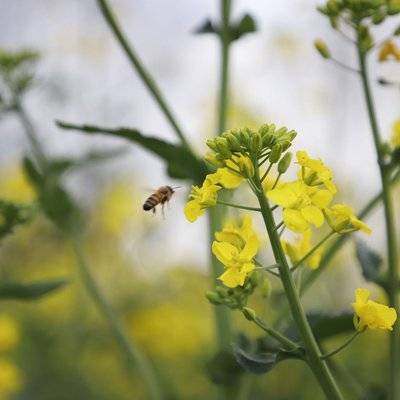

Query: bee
143;186;178;215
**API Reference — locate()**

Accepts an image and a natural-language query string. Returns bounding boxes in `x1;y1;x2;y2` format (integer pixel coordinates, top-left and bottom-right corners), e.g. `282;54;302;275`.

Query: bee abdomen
143;194;160;211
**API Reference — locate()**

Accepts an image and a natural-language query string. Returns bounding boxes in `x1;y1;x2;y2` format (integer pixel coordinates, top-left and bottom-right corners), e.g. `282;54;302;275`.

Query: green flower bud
269;144;282;163
242;307;257;321
278;152;292;174
314;39;331;59
225;133;242;152
205;291;222;305
204;152;224;168
215;138;232;159
206;139;218;152
251;132;263;153
372;11;386;24
326;0;339;14
275;126;288;137
248;270;260;287
216;286;228;297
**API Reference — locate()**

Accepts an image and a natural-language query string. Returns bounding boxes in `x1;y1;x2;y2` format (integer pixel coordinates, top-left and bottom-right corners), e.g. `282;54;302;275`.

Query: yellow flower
281;230;323;269
296;151;337;194
324;204;371;235
392;119;400;148
267;180;332;233
0;359;23;396
184;167;243;223
352;288;397;331
0;316;19;352
212;215;259;288
227;154;255;178
378;40;400;62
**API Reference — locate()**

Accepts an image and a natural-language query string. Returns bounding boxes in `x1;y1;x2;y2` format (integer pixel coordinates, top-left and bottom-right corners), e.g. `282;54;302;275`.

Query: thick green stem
218;0;231;133
253;168;343;400
96;0;191;150
357;46;399;400
72;239;163;400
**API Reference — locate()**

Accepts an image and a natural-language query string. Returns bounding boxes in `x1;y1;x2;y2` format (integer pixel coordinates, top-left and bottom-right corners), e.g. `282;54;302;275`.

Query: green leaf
285;313;354;342
0;199;35;240
205;350;243;386
232;14;257;40
0;279;68;300
355;240;383;284
232;334;303;375
56;121;208;184
194;19;219;35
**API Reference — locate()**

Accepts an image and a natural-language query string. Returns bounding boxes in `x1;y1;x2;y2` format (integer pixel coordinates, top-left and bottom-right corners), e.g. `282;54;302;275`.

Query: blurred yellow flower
267;180;332;233
212;215;259;287
352;288;397;331
281;230;323;269
0;359;23;396
296;150;337;194
0;167;35;203
324;204;371;235
392;119;400;148
378;40;400;62
0;316;19;352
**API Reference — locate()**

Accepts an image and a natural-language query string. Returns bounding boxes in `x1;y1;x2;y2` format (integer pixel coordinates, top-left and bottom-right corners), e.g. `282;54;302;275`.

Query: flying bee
142;185;180;216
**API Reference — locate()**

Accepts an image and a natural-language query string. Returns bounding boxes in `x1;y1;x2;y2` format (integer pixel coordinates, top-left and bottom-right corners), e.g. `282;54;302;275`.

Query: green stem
252;316;299;349
357;45;399;400
216;200;261;212
320;331;361;360
218;0;232;133
291;231;335;272
252;167;343;400
96;0;191;150
72;239;163;400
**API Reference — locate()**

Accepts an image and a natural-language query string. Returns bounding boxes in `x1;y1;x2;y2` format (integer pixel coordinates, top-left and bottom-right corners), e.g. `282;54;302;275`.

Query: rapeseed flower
212;215;259;288
267;180;332;233
352;288;397;331
378;40;400;62
281;230;323;269
324;204;371;234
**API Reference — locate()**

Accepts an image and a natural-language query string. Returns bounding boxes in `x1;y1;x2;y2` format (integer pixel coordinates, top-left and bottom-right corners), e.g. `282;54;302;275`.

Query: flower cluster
352;288;397;331
212;215;259;288
267;151;371;235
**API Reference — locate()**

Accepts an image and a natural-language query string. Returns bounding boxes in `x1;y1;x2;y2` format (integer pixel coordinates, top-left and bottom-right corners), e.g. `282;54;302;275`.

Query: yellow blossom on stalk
267;180;333;233
296;151;337;194
184;166;243;223
0;359;23;396
0;315;19;352
212;215;259;288
378;40;400;62
281;230;323;269
324;204;371;235
227;154;255;178
352;288;397;331
392;119;400;148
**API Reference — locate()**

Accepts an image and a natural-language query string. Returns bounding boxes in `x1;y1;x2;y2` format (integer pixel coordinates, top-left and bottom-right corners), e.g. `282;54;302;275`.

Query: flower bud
260;278;272;298
206;139;218;152
205;152;224;168
237;155;255;178
205;291;222;305
251;132;263;154
269;144;282;163
215;138;232;159
314;39;331;59
278;152;292;174
225;133;242;152
242;307;257;321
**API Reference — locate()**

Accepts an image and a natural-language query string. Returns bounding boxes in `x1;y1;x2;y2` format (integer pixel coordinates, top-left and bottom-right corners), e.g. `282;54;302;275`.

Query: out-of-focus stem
96;0;191;151
72;239;163;400
357;45;399;400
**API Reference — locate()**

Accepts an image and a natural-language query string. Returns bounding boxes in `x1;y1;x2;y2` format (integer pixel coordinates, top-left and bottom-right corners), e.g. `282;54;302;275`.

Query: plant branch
72;239;163;400
216;200;261;212
320;331;362;360
96;0;191;150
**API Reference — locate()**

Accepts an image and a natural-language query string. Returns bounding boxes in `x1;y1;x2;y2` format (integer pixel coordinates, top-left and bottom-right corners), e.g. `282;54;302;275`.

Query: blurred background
0;0;399;399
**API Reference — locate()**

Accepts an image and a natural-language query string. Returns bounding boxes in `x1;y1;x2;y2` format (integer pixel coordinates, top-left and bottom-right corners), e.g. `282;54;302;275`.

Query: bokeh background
0;0;399;399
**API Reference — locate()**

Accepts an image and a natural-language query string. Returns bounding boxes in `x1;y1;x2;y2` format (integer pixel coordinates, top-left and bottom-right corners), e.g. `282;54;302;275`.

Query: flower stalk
252;166;344;400
357;45;400;400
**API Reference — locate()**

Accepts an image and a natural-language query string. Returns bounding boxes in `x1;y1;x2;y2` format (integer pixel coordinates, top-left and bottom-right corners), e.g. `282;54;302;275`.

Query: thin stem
320;331;362;360
271;173;281;189
331;58;360;74
218;0;232;134
252;316;299;350
216;200;261;212
96;0;190;150
252;167;343;400
291;231;335;272
254;259;280;278
357;45;399;400
72;238;163;400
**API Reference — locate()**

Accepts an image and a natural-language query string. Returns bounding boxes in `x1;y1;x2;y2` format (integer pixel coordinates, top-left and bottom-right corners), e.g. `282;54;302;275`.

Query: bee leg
152;207;156;215
161;204;166;219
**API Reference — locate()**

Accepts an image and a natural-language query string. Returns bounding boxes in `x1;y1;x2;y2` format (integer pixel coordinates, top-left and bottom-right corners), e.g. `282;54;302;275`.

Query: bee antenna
172;186;182;189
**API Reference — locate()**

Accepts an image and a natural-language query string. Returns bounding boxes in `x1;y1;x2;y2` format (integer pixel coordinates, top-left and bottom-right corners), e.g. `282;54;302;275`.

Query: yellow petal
267;185;298;208
310;189;332;208
216;168;243;189
184;200;203;222
283;209;309;233
219;267;246;288
212;241;238;266
301;206;324;228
